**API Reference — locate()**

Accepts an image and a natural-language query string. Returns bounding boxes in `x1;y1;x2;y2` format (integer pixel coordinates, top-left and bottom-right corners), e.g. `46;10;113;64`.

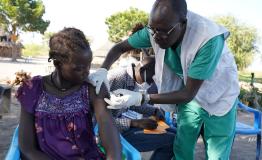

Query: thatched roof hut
0;42;23;58
0;27;23;58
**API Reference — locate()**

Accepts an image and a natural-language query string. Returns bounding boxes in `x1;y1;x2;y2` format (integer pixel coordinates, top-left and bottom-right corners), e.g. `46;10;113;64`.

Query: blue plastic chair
5;126;20;160
119;135;141;160
165;112;173;127
164;102;261;160
235;101;261;160
165;111;177;129
5;125;141;160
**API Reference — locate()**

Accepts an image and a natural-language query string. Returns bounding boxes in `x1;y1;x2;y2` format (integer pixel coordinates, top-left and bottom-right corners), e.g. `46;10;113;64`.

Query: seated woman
16;28;121;160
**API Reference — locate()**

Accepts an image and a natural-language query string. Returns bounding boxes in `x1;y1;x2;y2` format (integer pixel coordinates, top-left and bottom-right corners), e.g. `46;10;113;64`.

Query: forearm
130;119;143;128
101;46;123;70
19;134;50;160
150;77;203;105
98;114;121;160
101;40;133;69
150;88;195;105
130;119;138;128
19;108;51;160
90;83;121;159
20;148;50;160
130;105;156;116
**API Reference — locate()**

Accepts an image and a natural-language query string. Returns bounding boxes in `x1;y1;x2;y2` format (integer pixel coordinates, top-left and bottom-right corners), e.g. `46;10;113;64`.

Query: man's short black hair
154;0;187;22
169;0;187;21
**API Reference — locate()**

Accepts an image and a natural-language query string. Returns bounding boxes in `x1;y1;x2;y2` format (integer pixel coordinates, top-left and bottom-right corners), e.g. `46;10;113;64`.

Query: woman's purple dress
16;76;105;160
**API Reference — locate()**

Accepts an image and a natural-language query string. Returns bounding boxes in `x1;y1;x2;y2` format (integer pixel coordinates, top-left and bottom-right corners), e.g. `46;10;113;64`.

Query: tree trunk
11;25;18;61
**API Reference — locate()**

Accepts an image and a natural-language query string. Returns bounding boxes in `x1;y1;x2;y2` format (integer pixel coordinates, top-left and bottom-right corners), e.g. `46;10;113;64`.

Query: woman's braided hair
48;27;91;63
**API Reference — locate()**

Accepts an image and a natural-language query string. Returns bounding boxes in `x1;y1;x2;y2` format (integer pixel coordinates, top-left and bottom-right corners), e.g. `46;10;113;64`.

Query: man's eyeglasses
146;22;181;38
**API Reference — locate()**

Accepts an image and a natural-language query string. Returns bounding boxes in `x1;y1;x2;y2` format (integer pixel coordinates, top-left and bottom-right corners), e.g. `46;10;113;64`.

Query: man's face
148;2;186;49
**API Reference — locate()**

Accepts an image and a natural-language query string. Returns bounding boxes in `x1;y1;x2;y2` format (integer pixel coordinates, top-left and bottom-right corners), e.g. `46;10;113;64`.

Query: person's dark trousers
122;128;175;160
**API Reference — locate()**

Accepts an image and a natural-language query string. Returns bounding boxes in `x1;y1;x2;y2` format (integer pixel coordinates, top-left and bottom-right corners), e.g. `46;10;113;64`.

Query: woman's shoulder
17;75;43;91
16;75;45;114
86;82;109;100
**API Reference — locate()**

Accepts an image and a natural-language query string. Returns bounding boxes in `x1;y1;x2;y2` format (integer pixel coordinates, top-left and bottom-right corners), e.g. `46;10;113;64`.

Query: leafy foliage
105;7;149;43
214;16;258;70
0;0;50;35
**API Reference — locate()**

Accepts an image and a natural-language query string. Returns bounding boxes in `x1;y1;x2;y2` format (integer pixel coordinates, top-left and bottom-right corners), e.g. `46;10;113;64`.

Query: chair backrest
236;101;261;160
237;101;261;130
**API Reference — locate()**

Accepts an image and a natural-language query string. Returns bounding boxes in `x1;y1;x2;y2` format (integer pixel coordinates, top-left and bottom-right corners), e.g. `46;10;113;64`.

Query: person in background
118;23;154;68
108;56;175;160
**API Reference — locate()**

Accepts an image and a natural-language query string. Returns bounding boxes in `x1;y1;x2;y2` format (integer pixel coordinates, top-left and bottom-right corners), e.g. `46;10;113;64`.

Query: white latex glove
104;89;142;109
88;68;110;95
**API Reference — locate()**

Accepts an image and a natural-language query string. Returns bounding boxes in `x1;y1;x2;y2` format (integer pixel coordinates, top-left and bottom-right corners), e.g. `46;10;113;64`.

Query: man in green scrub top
88;0;240;159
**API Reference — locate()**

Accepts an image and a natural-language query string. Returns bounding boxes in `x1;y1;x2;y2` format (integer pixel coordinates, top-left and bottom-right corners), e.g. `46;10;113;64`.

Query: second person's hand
131;119;158;130
104;89;143;109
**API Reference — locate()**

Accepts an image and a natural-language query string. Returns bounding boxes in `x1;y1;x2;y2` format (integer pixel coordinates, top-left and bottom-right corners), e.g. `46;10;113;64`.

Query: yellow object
10;34;18;42
144;120;170;134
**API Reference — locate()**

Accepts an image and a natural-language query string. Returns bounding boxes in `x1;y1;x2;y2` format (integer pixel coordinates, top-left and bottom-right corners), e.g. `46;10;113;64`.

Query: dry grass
239;71;262;84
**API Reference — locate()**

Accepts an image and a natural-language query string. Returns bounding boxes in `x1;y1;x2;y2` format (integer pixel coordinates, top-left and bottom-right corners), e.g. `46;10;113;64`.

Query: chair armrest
94;124;141;160
238;101;261;130
238;101;260;113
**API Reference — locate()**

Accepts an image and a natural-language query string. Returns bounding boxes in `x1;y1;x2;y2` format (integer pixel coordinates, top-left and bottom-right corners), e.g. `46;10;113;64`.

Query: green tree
214;16;258;70
0;0;50;37
105;7;148;43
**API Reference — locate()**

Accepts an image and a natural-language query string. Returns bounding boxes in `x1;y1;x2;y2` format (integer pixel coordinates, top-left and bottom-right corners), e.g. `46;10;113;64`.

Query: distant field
239;71;262;83
22;43;49;57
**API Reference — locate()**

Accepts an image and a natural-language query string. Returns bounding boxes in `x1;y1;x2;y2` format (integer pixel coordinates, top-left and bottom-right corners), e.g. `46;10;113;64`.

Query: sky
21;0;262;52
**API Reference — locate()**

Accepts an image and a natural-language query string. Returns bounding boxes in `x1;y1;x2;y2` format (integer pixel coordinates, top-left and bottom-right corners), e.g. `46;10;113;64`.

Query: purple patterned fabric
16;76;105;160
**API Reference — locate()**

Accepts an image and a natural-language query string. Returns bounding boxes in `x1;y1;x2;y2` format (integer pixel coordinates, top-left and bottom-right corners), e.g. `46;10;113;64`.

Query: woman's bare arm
19;107;50;160
89;84;122;160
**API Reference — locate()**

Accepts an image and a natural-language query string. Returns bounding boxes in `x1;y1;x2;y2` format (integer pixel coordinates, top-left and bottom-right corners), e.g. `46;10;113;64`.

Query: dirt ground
0;57;261;160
